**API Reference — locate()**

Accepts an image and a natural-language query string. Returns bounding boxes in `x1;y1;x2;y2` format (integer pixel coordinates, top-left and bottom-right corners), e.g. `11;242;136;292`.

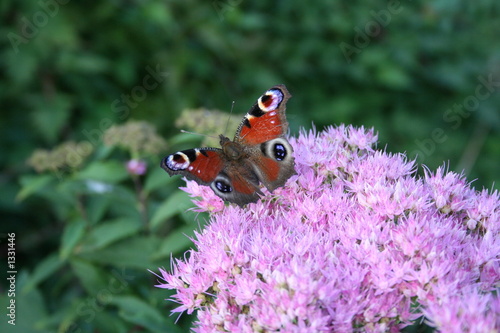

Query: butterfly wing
161;147;225;185
234;84;291;145
161;146;262;206
234;85;296;191
209;161;263;206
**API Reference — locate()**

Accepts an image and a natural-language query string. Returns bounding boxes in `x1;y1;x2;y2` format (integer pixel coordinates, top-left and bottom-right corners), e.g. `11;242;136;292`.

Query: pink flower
126;159;147;175
421;287;500;333
180;179;225;212
154;125;500;332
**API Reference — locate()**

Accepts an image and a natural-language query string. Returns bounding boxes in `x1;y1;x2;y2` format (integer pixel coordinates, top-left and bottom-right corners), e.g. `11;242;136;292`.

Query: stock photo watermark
62;268;135;332
5;233;17;326
7;0;71;54
339;0;405;64
411;73;500;161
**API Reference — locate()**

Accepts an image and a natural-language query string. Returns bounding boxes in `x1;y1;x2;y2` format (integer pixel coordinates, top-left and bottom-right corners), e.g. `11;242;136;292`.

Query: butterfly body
161;85;295;206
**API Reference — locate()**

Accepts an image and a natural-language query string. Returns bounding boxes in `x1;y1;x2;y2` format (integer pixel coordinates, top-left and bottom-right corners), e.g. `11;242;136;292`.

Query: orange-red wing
258;156;280;182
235;85;291;146
189;149;225;183
238;111;284;145
162;148;224;184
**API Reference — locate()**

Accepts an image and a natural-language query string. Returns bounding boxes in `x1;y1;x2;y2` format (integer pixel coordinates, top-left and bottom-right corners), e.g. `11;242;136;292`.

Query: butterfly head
218;134;245;161
218;134;231;146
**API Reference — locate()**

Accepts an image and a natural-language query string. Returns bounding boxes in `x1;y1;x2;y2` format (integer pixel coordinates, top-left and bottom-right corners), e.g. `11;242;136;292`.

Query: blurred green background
1;0;499;332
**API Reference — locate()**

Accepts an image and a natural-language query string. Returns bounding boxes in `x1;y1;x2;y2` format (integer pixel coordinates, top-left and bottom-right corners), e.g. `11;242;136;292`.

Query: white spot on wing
167;152;190;171
258;89;284;112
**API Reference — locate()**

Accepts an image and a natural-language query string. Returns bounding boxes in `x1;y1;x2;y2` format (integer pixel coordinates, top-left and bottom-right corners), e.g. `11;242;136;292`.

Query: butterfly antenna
180;129;218;140
224;100;236;136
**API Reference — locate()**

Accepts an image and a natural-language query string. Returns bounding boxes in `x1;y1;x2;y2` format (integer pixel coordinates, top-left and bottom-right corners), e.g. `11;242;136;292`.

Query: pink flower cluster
154;125;499;332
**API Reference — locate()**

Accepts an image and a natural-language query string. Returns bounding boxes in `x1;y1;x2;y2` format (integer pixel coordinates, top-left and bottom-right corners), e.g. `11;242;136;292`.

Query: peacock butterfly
161;84;296;206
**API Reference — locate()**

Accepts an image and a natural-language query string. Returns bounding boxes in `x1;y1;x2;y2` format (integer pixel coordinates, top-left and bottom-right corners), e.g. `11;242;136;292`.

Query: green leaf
110;296;179;332
70;259;108;295
86;194;112;224
153;225;196;259
16;174;54;201
30;94;73;144
34;295;82;333
60;218;86;259
58;52;110;73
150;191;193;230
94;311;129;333
143;166;176;194
106;185;142;219
92;144;115;161
76;161;128;184
23;254;65;293
80;218;142;252
169;132;203;147
376;64;412;89
78;237;161;269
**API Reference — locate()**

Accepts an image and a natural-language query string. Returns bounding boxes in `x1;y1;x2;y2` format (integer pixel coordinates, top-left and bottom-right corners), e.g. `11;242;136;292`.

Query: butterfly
161;85;296;206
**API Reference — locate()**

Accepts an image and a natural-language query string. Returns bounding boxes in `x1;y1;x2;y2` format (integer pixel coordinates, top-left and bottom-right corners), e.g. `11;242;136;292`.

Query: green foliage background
0;0;499;332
